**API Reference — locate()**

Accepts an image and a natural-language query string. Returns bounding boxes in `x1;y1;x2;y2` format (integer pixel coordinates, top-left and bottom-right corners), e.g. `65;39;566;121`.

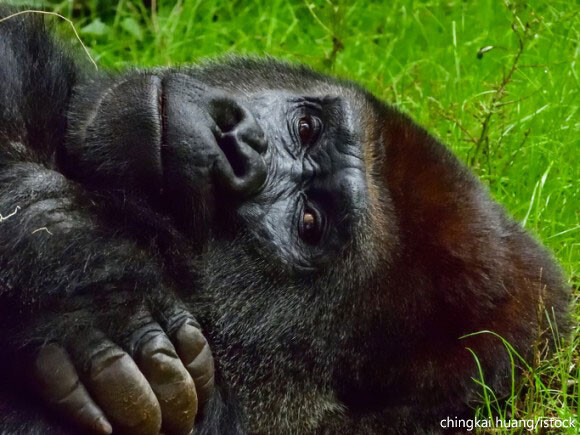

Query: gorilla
0;7;570;435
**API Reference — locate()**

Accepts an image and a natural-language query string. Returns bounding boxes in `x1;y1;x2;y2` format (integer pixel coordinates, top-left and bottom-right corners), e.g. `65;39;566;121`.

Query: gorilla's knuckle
174;322;209;364
163;308;199;336
185;340;213;381
87;346;129;380
138;333;178;362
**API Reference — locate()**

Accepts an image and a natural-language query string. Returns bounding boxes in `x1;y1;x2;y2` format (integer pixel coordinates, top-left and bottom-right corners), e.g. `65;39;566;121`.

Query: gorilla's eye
299;205;324;245
297;115;321;146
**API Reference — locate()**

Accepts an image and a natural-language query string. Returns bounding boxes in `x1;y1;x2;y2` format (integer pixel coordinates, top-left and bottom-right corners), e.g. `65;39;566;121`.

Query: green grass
9;0;578;432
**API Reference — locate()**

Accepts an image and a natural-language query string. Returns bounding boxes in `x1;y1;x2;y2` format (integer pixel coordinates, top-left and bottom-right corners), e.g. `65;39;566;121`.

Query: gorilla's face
153;71;373;275
67;64;386;275
215;89;369;271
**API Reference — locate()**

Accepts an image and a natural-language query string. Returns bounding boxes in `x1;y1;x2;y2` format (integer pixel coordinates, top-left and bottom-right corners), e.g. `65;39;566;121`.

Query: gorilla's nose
210;98;268;198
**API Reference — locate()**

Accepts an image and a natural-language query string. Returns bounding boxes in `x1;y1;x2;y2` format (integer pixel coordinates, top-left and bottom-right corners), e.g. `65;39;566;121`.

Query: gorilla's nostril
214;132;267;198
210;97;268;154
211;99;244;133
217;133;247;178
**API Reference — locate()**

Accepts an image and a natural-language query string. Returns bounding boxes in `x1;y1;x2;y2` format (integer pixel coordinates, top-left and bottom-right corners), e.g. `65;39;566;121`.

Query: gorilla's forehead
187;57;371;105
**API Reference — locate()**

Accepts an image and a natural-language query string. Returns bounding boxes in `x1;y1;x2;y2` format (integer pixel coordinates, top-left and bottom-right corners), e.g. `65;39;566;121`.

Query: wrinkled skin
0;9;570;435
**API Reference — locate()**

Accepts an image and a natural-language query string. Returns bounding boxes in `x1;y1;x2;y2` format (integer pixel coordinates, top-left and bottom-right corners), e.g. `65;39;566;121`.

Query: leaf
81;19;109;36
121;17;144;41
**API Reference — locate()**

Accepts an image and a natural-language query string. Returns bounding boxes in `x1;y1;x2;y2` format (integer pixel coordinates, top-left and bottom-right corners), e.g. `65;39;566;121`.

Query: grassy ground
9;0;578;432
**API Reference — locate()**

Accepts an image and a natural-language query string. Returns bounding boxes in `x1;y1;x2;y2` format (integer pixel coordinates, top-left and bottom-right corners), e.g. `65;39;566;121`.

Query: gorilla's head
62;59;399;429
60;59;567;432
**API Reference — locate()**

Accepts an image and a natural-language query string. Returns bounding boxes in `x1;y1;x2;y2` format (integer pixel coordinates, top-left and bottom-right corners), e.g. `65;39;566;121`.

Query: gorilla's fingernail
94;416;113;434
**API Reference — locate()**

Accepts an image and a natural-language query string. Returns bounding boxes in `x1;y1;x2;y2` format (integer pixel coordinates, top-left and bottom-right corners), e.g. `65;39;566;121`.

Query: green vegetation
7;0;578;432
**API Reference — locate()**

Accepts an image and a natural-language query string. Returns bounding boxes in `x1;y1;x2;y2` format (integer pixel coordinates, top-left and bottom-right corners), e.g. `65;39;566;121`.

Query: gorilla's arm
0;164;200;434
0;9;213;434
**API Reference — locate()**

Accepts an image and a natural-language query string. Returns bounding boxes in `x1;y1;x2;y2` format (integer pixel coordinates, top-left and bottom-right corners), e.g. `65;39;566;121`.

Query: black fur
0;8;570;434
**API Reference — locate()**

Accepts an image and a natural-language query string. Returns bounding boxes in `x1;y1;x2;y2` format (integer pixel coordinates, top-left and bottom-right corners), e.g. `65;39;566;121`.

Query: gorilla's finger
33;344;112;434
75;337;162;435
132;324;198;435
155;306;215;408
174;322;215;408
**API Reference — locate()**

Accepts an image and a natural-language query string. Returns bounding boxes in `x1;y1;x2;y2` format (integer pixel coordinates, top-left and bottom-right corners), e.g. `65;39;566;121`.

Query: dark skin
0;9;570;435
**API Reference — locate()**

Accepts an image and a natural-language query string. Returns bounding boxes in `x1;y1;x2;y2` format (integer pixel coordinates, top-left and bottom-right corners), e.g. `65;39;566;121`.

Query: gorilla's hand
26;299;214;435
